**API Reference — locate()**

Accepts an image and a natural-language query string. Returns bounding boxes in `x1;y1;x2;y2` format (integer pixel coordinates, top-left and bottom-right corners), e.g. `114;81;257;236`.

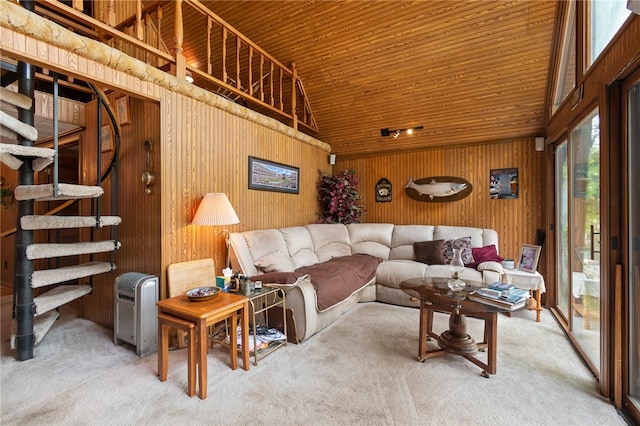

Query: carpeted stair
1;85;121;350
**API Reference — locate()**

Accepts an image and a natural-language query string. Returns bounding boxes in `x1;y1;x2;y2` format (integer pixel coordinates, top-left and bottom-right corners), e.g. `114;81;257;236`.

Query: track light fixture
380;125;424;138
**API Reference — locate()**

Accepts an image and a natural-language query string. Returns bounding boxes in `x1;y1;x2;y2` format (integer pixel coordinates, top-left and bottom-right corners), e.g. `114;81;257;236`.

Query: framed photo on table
517;244;541;273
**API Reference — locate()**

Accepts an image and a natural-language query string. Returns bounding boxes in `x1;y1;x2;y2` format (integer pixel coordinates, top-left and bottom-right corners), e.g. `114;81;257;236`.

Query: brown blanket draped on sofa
252;253;381;311
297;253;382;311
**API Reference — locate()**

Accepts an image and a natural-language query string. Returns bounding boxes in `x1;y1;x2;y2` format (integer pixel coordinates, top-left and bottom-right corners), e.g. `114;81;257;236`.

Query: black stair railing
8;72;121;361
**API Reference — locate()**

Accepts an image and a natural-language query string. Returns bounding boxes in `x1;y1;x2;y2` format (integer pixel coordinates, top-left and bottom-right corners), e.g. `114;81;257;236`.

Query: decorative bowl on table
186;286;220;302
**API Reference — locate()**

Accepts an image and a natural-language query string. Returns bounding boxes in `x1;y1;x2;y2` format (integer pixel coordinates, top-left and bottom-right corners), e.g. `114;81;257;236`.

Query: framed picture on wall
516;244;541;273
248;156;299;194
116;95;131;125
490;168;518;199
101;124;113;152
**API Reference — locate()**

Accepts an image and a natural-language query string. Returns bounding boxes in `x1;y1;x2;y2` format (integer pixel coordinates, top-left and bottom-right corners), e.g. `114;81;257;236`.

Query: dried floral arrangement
317;169;365;224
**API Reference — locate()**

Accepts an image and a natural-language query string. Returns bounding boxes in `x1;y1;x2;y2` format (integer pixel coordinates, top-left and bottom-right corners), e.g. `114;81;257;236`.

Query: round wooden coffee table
400;276;527;376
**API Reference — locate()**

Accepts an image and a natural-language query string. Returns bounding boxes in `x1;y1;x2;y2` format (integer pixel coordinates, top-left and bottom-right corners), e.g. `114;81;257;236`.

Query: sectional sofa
229;223;503;342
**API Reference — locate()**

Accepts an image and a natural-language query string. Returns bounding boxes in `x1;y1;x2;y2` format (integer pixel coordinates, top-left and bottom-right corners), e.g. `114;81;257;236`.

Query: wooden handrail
186;0;291;73
34;0;173;63
31;0;318;133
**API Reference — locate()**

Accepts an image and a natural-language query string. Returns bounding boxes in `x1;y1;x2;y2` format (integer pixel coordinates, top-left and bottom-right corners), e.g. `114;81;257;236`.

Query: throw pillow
414;240;446;265
254;251;295;273
467;244;504;268
442;237;474;265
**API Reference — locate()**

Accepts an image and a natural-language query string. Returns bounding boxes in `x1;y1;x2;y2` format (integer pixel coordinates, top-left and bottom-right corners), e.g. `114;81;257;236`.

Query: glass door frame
547;99;611;385
621;67;640;424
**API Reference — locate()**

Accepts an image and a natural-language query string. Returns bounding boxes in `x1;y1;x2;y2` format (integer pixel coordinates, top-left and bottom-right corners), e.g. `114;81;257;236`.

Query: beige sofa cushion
375;259;428;289
280;226;319;268
242;229;293;273
347;223;393;260
254;250;295;272
389;225;436;260
306;224;351;262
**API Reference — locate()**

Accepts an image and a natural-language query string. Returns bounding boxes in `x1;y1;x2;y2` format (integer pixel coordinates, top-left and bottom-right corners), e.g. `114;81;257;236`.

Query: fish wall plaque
405;176;473;202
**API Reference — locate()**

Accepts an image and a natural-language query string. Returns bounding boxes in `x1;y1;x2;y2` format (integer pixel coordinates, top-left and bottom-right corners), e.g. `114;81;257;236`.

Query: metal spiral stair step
10;311;59;349
31;261;116;288
33;284;92;315
26;240;121;260
15;183;103;201
21;215;122;230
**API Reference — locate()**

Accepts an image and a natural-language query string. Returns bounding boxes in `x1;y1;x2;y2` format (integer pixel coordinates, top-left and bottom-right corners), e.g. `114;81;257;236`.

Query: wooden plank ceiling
194;1;558;159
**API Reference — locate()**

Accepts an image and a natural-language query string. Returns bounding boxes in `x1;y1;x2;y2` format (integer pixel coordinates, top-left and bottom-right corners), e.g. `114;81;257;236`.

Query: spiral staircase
1;66;121;360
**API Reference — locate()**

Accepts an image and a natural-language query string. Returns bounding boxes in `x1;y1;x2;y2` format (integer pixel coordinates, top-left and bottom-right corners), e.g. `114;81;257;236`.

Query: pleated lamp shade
191;193;240;226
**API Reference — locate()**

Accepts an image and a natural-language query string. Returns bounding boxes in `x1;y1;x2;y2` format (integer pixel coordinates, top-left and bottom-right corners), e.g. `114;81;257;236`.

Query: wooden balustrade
31;0;318;134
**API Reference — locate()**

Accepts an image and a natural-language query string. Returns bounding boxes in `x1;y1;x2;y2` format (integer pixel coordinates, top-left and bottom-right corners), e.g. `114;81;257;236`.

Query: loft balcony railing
32;0;318;134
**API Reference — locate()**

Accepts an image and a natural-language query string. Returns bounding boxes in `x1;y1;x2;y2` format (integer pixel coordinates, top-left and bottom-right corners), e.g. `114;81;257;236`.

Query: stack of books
469;282;530;310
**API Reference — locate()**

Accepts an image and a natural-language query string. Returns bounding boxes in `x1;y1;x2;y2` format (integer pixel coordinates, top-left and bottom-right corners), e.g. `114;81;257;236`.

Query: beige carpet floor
0;296;627;426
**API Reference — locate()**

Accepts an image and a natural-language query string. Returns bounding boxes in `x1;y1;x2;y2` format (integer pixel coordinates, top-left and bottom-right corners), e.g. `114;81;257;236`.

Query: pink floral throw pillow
442;237;474;265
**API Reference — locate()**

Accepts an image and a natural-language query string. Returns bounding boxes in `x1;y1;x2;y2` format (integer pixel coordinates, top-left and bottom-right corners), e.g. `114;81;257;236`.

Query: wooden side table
157;313;196;396
502;269;546;322
157;292;250;399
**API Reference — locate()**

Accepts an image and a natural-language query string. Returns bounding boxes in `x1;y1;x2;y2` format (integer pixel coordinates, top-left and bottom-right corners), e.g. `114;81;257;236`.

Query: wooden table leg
485;313;497;374
461;312;497;375
158;319;169;382
240;302;250;370
197;318;208;400
535;289;542;322
185;325;196;397
418;303;428;361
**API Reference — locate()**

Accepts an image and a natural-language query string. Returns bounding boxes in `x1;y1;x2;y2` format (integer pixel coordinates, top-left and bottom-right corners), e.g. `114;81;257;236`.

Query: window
586;0;631;68
552;1;577;115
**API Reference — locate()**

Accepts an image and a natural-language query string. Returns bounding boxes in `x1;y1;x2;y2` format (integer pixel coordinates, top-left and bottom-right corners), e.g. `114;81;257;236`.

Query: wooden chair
167;258;217;348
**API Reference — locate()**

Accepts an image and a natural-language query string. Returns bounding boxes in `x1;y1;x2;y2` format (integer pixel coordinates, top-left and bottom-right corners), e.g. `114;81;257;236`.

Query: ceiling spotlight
380;125;424;138
185;70;194;83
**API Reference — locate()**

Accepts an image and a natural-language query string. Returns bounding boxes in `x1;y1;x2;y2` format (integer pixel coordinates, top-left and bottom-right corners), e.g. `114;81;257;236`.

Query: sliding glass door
555;109;601;372
570;110;601;367
556;142;569;319
626;76;640;419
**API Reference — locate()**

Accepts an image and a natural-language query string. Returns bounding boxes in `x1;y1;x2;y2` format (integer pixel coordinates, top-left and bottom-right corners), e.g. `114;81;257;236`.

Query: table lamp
191;193;240;269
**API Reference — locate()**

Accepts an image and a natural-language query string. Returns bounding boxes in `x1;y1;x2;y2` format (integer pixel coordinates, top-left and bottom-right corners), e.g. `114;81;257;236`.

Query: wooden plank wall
80;94;162;327
0;19;330;328
335;138;545;264
160;91;330;299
